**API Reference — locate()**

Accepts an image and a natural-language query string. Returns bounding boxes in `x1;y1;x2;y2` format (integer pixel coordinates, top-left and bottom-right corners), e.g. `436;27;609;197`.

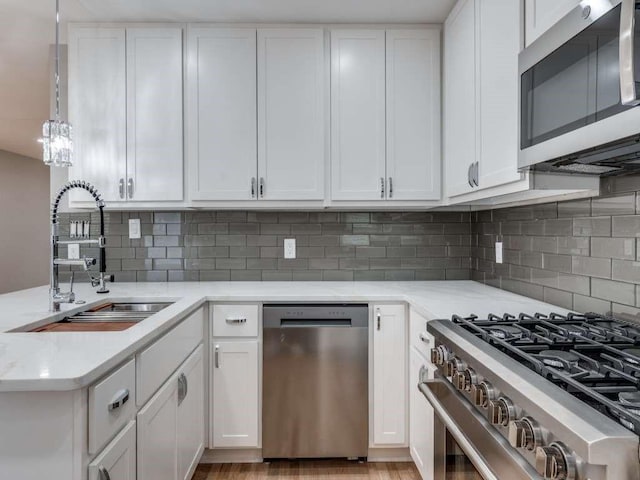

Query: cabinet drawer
211;304;259;337
409;307;433;359
89;421;136;480
89;359;136;454
136;307;204;406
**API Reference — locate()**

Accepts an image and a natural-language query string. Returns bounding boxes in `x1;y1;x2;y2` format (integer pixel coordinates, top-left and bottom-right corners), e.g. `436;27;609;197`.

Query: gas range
422;312;640;480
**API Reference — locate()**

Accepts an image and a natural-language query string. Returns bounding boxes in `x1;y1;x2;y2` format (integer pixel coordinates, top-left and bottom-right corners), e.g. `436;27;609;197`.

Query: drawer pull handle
376;309;381;331
98;465;111;480
108;389;130;412
419;333;430;344
226;317;247;324
215;345;220;369
178;372;188;405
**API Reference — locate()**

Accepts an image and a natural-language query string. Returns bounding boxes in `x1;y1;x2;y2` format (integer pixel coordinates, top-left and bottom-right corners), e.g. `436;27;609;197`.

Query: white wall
0;150;49;293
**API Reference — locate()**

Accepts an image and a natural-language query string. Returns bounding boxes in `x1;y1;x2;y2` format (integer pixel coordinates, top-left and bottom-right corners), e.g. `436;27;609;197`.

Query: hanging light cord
54;0;61;120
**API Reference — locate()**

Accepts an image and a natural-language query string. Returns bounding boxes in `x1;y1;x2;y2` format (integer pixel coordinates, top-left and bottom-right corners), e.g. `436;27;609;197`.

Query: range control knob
471;380;496;408
430;345;452;366
508;417;543;451
535;442;576;480
446;357;467;378
462;368;478;392
489;396;516;427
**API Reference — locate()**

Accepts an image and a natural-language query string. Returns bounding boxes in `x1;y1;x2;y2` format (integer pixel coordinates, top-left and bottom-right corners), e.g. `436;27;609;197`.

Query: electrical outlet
284;238;296;259
495;241;503;264
129;219;141;239
68;243;80;260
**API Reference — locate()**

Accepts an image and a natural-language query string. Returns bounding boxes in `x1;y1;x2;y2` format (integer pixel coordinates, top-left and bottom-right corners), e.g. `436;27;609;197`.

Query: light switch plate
284;238;296;259
68;243;80;260
129;219;141;239
495;242;503;264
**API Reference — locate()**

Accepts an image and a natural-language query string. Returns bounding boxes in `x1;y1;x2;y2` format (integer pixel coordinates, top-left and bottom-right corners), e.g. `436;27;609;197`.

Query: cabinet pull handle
127;178;134;199
226;317;247;324
118;178;125;199
468;164;473;187
98;465;111;480
419;332;430;344
473;162;479;187
388;177;393;198
380;178;385;199
177;372;188;405
251;177;256;198
107;388;130;412
215;345;220;368
620;0;640;105
259;177;265;198
376;309;381;331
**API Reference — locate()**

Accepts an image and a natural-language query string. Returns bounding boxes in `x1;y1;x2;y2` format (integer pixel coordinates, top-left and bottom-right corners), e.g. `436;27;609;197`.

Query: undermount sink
30;302;173;332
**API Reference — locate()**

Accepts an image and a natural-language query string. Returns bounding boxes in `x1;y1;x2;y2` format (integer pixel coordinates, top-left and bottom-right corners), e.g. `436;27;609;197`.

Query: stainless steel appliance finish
424;314;640;480
519;0;640;176
263;304;368;459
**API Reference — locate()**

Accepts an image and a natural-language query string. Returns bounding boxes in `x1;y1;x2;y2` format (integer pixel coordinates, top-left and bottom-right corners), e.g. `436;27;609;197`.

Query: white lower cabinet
372;304;408;446
211;341;260;448
178;345;206;480
138;345;204;480
409;347;435;480
89;421;137;480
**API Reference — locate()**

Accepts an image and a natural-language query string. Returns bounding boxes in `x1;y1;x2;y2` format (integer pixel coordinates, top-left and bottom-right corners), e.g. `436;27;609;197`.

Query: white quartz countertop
0;281;570;392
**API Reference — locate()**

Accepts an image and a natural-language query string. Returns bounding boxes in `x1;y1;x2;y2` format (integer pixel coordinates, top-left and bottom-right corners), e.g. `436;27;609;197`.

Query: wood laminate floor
193;460;421;479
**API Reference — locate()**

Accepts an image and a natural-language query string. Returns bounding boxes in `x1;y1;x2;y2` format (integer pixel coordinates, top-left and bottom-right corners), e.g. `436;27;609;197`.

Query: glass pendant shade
42;119;73;167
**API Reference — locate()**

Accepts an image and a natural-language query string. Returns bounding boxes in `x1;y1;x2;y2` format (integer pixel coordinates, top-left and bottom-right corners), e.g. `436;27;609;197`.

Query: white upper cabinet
257;28;325;200
444;0;523;199
444;0;477;198
525;0;581;47
69;26;183;204
386;29;441;201
476;0;522;190
331;30;386;201
187;27;257;201
68;27;126;203
126;28;183;201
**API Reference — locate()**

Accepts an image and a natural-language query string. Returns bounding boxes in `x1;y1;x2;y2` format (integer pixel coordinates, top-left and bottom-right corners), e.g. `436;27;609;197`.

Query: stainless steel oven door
420;378;540;480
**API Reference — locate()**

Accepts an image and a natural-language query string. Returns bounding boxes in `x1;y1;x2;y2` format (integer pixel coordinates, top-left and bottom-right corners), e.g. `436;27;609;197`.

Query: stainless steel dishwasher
263;304;369;459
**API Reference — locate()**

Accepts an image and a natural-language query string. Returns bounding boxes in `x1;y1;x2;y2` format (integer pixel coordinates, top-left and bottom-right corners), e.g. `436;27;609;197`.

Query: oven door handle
420;379;500;480
620;0;640;105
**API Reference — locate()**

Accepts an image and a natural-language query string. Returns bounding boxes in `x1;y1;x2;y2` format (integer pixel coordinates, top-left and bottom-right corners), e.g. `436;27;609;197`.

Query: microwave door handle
620;0;640;105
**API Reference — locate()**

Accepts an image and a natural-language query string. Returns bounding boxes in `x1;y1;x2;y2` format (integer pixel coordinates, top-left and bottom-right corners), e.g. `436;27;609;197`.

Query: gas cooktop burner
451;312;640;434
487;325;523;340
538;350;579;368
619;391;640;409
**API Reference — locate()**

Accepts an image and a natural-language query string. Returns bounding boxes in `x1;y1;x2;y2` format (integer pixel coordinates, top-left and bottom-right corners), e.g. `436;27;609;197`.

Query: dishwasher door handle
280;319;352;328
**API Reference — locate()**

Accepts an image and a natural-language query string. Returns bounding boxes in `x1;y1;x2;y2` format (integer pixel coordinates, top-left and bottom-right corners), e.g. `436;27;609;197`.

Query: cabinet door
187;27;257;201
126;28;183;201
137;372;178;480
68;27;126;203
372;304;407;446
330;30;386;200
444;0;477;198
177;345;205;480
476;0;523;191
257;28;325;200
525;0;581;47
386;29;441;201
409;348;434;480
211;341;260;448
88;421;136;480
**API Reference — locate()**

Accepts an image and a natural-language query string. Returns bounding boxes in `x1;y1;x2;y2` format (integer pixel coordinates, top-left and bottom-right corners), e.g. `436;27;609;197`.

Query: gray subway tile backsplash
472;184;640;317
63;186;640;318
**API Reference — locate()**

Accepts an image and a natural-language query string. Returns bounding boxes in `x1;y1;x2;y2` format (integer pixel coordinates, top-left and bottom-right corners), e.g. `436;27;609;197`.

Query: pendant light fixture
41;0;73;167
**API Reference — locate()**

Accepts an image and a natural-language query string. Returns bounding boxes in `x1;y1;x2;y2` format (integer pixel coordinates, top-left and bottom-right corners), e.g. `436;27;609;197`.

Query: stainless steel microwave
519;0;640;176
